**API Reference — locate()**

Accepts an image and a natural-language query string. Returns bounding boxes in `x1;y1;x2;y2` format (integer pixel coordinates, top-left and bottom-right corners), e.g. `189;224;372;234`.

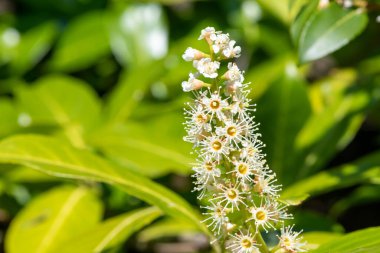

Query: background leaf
5;185;103;253
297;3;368;63
54;207;162;253
311;227;380;253
0;135;213;243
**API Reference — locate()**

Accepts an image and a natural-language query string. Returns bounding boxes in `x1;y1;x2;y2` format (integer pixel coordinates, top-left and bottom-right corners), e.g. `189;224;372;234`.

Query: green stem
255;231;270;253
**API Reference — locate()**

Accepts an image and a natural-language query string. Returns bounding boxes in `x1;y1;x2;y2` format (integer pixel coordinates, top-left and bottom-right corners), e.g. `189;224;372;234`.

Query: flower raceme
182;27;307;253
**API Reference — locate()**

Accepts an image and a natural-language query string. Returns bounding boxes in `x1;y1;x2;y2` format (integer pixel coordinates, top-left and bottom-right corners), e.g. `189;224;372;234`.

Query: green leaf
104;64;164;124
282;151;380;200
107;4;168;66
15;75;101;146
0;135;214;247
138;218;199;243
256;0;289;24
5;185;103;253
89;114;192;178
11;21;58;75
49;11;110;72
303;231;343;250
54;207;162;253
290;0;319;46
295;70;372;177
255;61;311;185
311;227;380;253
0;99;19;137
245;54;292;100
297;3;368;63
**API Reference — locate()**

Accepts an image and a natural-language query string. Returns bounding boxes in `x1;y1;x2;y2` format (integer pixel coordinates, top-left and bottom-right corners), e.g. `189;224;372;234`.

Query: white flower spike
181;27;306;253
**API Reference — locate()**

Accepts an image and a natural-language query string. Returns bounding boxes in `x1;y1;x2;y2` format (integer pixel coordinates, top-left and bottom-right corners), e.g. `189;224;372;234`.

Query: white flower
230;92;254;119
200;135;230;161
199;26;217;40
247;200;279;232
253;173;282;197
225;62;244;83
211;33;230;54
192;157;221;192
196;58;220;78
181;73;205;92
278;225;307;252
214;183;247;212
223;40;241;58
226;230;260;253
182;47;206;61
202;202;229;234
216;119;248;147
228;159;255;184
201;91;228;120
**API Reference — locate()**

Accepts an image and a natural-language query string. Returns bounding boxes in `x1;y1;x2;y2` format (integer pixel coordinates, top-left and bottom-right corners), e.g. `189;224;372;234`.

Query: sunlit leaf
89;114;192;178
255;61;311;185
303;232;343;250
311;227;380;253
297;3;368;63
0;99;19;137
11;21;58;75
5;185;103;253
138;218;199;243
0;135;215;248
256;0;289;24
295;70;373;177
14;75;101;147
104;64;165;124
282;151;380;199
54;207;162;253
49;11;110;72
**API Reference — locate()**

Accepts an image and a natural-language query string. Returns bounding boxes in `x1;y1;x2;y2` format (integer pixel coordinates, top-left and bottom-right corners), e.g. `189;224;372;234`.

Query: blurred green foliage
0;0;380;252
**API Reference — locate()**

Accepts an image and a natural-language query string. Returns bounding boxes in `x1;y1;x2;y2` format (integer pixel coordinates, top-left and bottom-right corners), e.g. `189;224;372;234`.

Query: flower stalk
182;27;307;253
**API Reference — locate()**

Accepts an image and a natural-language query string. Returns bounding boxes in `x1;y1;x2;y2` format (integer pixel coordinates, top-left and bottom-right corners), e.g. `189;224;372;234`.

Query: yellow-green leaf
5;185;103;253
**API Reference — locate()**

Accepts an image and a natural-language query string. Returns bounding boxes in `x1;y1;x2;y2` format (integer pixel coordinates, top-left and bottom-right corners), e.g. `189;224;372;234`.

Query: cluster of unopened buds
182;27;307;253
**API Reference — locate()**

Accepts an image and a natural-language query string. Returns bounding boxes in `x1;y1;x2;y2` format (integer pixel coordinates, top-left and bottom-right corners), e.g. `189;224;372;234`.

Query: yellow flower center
204;162;213;171
196;114;206;123
241;238;252;248
227;126;237;136
210;100;220;109
227;189;237;199
256;210;267;221
283;237;292;247
238;163;248;175
212;140;222;151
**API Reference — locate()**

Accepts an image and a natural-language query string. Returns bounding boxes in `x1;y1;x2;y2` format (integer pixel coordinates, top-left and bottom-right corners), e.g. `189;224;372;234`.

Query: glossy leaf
297;3;368;63
290;0;319;46
295;70;373;178
311;227;380;253
15;75;101;134
11;21;58;75
0;99;19;137
49;11;110;72
104;64;164;124
54;207;162;253
5;185;103;253
303;232;343;250
138;218;199;243
0;135;214;245
89;114;192;178
255;62;311;185
283;151;380;199
256;0;289;24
